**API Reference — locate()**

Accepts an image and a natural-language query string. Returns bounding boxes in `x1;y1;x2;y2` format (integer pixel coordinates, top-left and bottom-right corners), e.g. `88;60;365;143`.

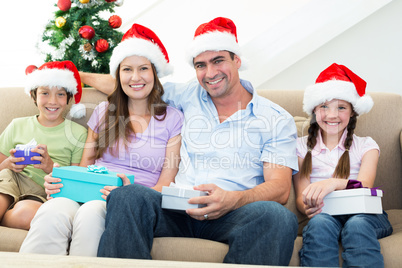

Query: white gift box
161;186;208;211
321;188;383;216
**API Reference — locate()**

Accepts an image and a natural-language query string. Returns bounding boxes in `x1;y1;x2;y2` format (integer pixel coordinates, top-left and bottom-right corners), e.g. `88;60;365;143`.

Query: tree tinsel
40;0;123;74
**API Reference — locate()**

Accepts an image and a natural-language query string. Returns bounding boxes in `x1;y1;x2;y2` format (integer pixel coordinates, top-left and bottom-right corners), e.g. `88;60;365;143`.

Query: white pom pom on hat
303;63;373;116
25;60;86;119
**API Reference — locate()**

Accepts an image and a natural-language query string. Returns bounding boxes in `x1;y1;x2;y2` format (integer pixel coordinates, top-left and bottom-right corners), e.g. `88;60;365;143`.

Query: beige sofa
0;87;401;267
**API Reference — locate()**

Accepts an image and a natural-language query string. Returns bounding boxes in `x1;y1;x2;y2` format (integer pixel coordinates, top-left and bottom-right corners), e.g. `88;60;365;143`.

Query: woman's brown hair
95;63;167;159
299;112;358;180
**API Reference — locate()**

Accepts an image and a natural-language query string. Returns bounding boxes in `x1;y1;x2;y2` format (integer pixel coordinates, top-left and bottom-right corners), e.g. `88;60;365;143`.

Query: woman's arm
79;71;115;95
151;135;182;192
79;128;98;167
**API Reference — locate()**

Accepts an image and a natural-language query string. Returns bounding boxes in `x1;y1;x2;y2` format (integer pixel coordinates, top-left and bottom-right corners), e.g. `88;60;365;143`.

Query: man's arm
187;162;292;221
79;71;115;95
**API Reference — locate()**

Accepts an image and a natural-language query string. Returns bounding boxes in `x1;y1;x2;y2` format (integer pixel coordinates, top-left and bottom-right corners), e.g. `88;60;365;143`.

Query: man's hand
32;144;54;174
186;184;241;221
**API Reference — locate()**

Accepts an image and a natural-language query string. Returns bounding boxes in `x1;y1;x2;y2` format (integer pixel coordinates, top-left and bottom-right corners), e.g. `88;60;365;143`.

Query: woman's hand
43;163;63;200
100;173;132;200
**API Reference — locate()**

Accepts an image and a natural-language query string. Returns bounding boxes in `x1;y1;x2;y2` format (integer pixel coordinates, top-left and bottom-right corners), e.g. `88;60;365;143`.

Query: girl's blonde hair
299;112;358;180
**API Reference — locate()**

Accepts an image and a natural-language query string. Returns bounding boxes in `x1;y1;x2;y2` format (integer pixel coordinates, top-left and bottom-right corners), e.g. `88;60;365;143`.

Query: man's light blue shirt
163;79;298;191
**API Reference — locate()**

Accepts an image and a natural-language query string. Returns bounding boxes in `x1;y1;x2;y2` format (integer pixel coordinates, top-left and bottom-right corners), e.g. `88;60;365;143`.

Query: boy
0;61;87;230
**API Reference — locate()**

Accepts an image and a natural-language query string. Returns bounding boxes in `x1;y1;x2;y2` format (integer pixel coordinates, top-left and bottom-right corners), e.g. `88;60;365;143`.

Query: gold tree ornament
79;0;90;3
55;17;66;28
83;43;93;52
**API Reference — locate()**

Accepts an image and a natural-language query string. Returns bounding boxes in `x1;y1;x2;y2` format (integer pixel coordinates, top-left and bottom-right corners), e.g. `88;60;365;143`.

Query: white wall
259;0;402;95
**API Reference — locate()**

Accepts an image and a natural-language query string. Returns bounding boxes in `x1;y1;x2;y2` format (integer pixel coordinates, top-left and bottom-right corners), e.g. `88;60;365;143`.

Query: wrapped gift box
161;186;208;211
321;188;383;216
14;150;40;165
51;166;134;203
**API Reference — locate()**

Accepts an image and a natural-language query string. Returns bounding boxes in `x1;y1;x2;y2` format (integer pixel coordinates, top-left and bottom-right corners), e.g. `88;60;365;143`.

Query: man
82;17;299;265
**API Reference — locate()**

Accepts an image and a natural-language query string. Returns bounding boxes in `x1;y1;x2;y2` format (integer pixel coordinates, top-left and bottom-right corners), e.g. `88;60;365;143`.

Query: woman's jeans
97;184;298;265
300;212;393;267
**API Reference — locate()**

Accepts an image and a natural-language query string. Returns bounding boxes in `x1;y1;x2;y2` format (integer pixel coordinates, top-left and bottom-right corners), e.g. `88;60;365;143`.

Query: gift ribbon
346;179;382;196
87;165;109;174
15;138;38;156
178;188;186;198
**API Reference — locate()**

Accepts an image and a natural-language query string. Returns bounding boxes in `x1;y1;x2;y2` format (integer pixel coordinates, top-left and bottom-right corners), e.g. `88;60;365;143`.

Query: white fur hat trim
109;38;173;78
303;80;374;116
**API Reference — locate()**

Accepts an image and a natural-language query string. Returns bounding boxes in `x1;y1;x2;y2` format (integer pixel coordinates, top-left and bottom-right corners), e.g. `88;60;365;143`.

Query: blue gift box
51;166;134;203
14;150;40;165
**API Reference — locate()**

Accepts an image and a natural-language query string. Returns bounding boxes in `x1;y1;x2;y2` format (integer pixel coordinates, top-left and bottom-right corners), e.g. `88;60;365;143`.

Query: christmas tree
39;0;124;74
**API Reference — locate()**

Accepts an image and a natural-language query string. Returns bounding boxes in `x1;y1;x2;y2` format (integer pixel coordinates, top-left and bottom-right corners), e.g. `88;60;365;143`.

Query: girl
294;63;393;267
19;24;183;256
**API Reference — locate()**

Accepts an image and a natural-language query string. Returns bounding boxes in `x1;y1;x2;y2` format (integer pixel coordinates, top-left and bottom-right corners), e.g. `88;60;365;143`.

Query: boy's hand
32;144;54;174
44;163;62;200
5;149;27;173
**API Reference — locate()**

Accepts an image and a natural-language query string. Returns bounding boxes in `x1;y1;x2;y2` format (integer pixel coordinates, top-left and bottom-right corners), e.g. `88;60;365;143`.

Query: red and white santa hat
303;63;373;116
25;60;85;119
109;23;173;78
186;17;246;69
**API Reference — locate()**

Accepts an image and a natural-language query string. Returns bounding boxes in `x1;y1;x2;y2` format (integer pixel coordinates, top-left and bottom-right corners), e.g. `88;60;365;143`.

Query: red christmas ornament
25;65;38;75
57;0;71;11
95;39;109;53
79;26;95;40
105;0;117;2
109;15;122;29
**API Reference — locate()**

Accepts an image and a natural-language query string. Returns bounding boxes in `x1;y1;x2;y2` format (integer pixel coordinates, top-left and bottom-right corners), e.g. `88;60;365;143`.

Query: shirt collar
312;129;348;156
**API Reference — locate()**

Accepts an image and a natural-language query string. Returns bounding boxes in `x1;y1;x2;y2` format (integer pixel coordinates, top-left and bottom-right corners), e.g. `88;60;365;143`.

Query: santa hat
303;63;373;116
186;17;246;69
109;23;172;78
25;61;86;119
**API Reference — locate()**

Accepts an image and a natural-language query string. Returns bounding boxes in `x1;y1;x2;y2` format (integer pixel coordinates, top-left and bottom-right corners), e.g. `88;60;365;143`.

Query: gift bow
15;138;37;156
346;179;382;196
87;165;109;174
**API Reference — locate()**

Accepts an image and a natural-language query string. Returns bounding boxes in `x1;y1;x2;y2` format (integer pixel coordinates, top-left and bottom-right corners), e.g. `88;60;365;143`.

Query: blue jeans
97;184;298;265
300;212;393;267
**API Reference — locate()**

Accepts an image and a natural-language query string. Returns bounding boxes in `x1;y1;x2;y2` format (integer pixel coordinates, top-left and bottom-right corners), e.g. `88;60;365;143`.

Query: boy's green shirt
0;115;87;187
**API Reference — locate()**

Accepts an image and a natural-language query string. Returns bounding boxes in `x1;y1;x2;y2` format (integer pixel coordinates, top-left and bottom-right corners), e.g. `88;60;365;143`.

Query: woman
19;23;183;256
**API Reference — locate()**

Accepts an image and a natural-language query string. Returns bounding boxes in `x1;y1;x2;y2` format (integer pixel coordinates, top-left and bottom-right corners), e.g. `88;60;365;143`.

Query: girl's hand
32;144;54;174
100;174;132;200
302;179;339;208
302;178;348;211
44;163;62;200
304;202;324;218
4;149;27;173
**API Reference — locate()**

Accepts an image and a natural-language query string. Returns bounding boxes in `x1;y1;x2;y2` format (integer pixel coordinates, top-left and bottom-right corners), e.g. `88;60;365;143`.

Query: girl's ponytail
300;115;319;179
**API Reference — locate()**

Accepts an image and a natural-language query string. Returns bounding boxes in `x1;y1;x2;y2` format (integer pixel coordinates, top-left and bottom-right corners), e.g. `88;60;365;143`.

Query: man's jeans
98;184;298;265
300;212;393;267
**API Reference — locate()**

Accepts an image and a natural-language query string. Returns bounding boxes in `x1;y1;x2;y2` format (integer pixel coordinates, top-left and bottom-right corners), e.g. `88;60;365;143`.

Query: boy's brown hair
30;87;73;107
